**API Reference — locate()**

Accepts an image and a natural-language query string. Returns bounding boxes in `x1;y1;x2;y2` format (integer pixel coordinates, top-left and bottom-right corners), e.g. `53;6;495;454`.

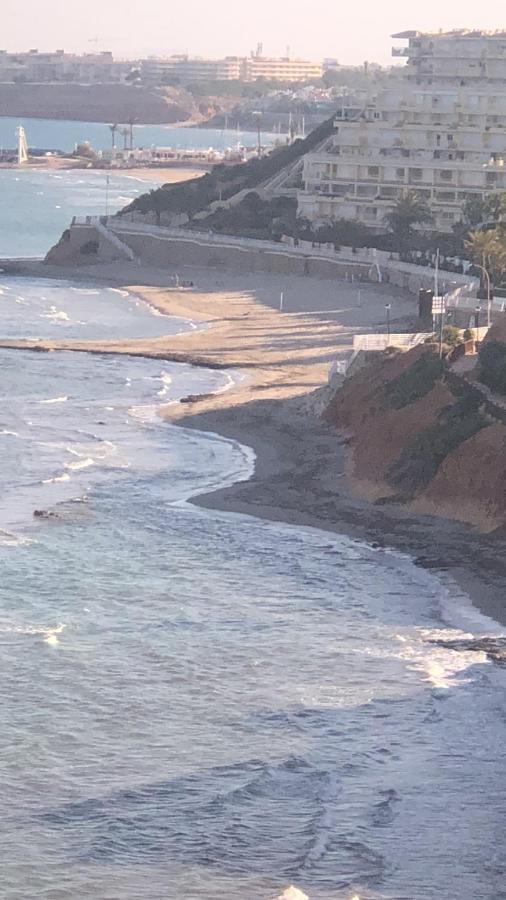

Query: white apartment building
141;54;322;84
242;56;322;82
141;56;243;83
0;49;124;83
298;30;506;233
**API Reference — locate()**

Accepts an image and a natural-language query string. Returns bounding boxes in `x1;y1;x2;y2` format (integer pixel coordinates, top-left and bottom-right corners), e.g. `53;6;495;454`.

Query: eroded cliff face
324;344;506;533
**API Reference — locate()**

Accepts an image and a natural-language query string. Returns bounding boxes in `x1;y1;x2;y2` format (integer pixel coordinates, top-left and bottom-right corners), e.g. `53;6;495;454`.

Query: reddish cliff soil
325;343;506;531
325;346;454;501
411;423;506;532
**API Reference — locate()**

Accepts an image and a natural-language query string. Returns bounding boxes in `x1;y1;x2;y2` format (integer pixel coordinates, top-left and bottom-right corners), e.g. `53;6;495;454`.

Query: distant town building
0;49;126;83
141;53;322;84
141;55;243;83
298;30;506;232
242;55;322;82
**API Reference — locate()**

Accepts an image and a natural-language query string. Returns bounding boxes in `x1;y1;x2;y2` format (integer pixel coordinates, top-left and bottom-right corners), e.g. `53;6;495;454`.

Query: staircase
94;219;137;262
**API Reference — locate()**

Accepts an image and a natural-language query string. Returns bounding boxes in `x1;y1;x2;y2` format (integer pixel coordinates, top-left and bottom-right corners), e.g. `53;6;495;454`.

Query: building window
439;170;453;182
367;166;379;177
396;167;405;178
410;168;423;180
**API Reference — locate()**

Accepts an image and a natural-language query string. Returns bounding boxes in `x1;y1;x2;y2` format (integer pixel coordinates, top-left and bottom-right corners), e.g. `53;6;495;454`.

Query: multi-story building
0;49;126;83
242;55;322;82
141;55;242;83
298;30;506;232
141;53;322;84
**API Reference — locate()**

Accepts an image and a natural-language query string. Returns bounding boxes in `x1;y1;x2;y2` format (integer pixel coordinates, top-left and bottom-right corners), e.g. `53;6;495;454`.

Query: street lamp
252;111;262;158
473;261;491;328
475;304;481;330
385;303;391;343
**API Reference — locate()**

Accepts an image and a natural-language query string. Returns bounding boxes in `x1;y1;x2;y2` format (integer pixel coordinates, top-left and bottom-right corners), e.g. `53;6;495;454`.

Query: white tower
16;126;29;165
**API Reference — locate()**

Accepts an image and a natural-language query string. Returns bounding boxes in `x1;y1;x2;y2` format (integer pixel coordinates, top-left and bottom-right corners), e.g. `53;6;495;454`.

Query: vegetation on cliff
120;113;337;221
388;395;486;495
324;345;503;528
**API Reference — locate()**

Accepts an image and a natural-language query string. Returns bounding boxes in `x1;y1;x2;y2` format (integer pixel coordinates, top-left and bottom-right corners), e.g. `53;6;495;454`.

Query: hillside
0;83;194;125
324;343;506;532
119;112;337;223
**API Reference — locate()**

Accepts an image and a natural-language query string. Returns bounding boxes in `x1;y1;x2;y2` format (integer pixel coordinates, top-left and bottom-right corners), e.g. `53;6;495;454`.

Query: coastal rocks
33;509;59;520
430;636;506;667
179;392;215;404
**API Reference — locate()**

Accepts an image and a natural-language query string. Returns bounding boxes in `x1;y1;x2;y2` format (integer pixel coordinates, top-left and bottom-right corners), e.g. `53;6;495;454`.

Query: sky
2;0;506;65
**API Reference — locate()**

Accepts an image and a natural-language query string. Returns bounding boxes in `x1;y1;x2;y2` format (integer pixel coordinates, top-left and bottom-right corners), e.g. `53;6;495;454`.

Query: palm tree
461;196;487;228
109;123;118;151
465;228;506;283
384;191;433;249
484;192;506;225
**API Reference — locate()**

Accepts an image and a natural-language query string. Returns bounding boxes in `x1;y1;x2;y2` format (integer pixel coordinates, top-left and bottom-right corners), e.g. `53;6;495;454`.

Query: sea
0;116;271;154
0;136;505;900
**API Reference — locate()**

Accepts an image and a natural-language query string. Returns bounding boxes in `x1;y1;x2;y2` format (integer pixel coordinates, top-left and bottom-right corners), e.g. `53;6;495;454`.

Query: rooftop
392;29;506;40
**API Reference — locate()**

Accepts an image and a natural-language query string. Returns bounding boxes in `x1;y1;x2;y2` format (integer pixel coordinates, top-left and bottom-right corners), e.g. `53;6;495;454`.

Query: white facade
141;54;322;84
298;30;506;232
0;49;124;83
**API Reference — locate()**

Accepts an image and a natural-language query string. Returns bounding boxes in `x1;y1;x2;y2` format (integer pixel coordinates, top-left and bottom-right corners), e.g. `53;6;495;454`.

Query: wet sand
1;257;506;628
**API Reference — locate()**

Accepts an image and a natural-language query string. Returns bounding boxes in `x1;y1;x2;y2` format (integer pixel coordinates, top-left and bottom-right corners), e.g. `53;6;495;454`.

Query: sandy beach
2;256;506;627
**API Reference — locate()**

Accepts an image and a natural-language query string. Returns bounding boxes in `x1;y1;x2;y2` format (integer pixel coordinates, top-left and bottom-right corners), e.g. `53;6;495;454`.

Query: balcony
392;47;410;57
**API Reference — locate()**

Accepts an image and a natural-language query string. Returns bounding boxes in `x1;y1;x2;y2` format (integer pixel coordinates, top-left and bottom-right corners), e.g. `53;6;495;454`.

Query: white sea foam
157;371;173;398
42;472;71;484
42;306;70;323
129;404;159;423
0;530;35;547
357;628;489;690
0;622;65;645
108;288;130;298
0;429;19;437
39;396;68;405
66;458;95;471
70;288;101;295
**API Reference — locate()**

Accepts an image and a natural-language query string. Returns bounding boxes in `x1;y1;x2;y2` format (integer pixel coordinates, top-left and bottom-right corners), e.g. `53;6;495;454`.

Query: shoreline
2;258;506;630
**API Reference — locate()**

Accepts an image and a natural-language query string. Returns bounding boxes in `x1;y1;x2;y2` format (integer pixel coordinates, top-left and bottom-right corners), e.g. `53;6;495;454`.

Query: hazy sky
2;0;505;64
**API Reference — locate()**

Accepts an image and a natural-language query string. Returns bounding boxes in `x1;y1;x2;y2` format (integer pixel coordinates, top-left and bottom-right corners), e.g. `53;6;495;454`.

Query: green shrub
121;113;338;221
442;325;461;347
388;395;486;494
479;341;506;394
384;352;444;409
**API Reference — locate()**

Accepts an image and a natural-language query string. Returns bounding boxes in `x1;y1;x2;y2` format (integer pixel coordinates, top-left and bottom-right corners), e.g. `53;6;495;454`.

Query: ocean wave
70;288;101;295
42;472;71;484
0;429;19;437
38;396;68;405
355;629;490;690
157;371;173;398
0;621;65;646
65;458;95;472
0;529;35;547
41;306;70;323
129;404;159;423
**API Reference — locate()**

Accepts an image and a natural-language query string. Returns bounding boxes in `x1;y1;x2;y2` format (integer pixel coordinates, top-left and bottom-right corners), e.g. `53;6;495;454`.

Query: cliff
325;344;506;533
0;83;193;125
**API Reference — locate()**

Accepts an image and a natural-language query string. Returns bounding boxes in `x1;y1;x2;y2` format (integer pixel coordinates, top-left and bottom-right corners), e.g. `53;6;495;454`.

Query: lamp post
473;262;491;327
385;303;391;344
252;111;262;158
475;305;481;330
